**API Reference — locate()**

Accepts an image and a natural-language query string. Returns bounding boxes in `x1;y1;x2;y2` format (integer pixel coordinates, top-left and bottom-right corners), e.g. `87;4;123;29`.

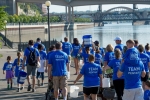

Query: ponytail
17;52;22;65
145;43;150;51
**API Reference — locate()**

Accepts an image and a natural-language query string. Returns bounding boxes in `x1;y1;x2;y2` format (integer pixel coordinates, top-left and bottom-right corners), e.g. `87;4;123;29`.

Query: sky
49;4;150;13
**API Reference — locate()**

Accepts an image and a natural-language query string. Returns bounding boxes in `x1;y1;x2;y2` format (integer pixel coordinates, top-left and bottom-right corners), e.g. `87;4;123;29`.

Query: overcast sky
48;4;150;13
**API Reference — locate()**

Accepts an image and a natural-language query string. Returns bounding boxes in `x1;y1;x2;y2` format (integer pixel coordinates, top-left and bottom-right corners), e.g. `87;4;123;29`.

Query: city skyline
49;4;150;13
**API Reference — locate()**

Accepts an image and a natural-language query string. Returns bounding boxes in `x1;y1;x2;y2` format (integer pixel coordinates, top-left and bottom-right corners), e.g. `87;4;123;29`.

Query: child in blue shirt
145;43;150;57
13;52;25;92
80;46;91;64
94;47;102;67
3;56;14;89
144;80;150;100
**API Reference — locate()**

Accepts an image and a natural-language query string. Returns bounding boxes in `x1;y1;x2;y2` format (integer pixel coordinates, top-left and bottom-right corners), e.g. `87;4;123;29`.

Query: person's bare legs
84;94;89;100
27;75;31;85
74;58;77;74
91;94;97;100
76;59;80;74
54;89;59;100
62;87;67;100
32;76;36;89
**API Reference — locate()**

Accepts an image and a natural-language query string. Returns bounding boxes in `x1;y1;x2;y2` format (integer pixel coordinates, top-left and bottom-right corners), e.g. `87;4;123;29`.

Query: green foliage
0;6;8;31
74;18;91;22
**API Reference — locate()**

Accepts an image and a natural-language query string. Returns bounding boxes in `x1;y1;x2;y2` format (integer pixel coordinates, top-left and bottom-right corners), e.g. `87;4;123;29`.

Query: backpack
27;47;37;66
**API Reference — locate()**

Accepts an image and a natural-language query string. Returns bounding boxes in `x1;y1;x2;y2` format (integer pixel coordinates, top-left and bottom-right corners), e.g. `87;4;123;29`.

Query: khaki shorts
53;76;67;91
68;55;71;63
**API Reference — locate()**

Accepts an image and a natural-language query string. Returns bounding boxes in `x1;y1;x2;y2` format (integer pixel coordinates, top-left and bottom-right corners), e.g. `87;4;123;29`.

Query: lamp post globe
4;20;7;24
45;1;51;7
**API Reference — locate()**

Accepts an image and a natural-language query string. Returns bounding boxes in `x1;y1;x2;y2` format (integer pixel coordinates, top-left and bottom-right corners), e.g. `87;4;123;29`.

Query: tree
0;6;8;31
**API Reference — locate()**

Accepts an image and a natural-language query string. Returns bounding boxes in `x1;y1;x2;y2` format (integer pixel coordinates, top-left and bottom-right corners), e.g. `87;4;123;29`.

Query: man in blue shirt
62;37;73;71
117;60;146;100
34;38;46;51
22;40;40;92
48;42;68;100
114;36;124;52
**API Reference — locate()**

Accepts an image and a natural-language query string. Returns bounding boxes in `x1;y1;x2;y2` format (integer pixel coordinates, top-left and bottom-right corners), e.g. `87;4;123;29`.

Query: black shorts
141;72;149;82
83;87;99;96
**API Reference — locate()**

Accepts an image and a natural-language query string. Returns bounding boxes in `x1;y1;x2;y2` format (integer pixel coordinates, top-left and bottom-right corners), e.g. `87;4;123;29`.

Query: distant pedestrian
34;38;46;51
48;42;68;100
37;44;47;86
144;80;150;100
13;52;25;92
138;44;150;90
72;38;81;75
22;40;40;92
3;56;14;89
74;54;103;100
114;36;124;52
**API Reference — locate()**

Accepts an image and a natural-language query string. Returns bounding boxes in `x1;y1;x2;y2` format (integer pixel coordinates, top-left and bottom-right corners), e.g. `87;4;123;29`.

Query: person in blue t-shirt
80;46;91;64
123;39;140;65
37;44;47;86
144;80;150;100
138;44;150;90
74;54;103;100
13;52;25;92
117;60;146;100
114;36;124;53
48;42;68;100
45;45;56;73
134;40;139;49
145;43;150;57
94;47;102;67
22;40;40;92
104;49;124;100
72;38;81;75
62;37;73;72
104;44;115;67
3;56;14;90
33;38;46;51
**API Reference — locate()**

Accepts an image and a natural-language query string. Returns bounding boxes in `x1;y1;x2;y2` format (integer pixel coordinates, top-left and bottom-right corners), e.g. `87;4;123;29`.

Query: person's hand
100;83;102;88
22;66;25;70
3;71;5;74
45;68;47;73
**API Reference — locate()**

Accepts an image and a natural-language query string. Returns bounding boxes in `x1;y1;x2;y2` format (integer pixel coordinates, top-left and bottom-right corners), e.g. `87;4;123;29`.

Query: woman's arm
74;74;83;84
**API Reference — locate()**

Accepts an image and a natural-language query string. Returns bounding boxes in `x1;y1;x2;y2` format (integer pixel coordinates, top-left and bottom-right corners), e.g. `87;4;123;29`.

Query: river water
6;23;150;48
51;23;150;48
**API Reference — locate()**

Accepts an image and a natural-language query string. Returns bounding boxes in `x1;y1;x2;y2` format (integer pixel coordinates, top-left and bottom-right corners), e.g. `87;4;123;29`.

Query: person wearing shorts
48;42;69;100
62;37;73;72
22;40;40;92
118;59;146;100
74;54;103;100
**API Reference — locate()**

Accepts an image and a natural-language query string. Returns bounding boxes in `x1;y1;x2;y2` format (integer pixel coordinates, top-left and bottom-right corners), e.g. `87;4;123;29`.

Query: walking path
0;49;84;100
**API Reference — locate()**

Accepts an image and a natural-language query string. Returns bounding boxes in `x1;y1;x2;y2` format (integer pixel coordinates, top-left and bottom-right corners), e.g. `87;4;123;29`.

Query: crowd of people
2;36;150;100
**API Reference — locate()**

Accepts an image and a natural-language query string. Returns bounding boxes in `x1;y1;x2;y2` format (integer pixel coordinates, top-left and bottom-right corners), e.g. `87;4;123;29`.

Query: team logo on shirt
130;52;138;60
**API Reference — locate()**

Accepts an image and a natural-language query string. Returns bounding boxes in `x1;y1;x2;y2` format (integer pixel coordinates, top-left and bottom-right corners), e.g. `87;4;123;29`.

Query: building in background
0;0;17;15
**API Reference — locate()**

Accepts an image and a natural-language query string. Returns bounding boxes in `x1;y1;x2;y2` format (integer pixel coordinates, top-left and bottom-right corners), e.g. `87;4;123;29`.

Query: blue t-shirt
24;47;40;64
104;51;115;64
39;50;47;60
144;90;150;100
99;47;105;56
108;59;124;80
33;42;46;51
72;44;81;57
13;58;25;77
49;50;68;76
115;44;124;52
80;62;102;87
62;42;73;55
95;53;102;65
139;53;150;72
146;51;150;57
82;47;95;55
46;50;55;60
120;61;144;89
81;53;90;64
3;62;13;71
123;47;140;66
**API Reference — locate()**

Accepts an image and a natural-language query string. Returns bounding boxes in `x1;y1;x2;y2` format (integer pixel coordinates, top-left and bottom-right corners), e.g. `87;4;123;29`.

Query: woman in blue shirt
104;49;124;100
145;43;150;56
72;38;81;75
138;44;150;90
74;54;103;100
104;44;115;68
80;46;91;64
94;47;102;67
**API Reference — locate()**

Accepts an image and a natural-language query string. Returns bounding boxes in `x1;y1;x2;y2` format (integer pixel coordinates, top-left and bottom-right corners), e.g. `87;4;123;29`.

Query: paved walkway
0;49;85;100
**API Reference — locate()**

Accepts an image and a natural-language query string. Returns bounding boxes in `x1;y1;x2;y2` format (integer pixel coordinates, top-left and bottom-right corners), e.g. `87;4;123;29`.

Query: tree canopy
0;6;8;31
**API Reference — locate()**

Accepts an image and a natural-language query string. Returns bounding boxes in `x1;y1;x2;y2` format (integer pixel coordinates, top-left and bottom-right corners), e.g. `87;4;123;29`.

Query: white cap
114;36;122;41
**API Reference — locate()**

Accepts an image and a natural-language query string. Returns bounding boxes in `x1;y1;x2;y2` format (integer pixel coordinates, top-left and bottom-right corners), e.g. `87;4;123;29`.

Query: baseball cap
114;36;122;41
